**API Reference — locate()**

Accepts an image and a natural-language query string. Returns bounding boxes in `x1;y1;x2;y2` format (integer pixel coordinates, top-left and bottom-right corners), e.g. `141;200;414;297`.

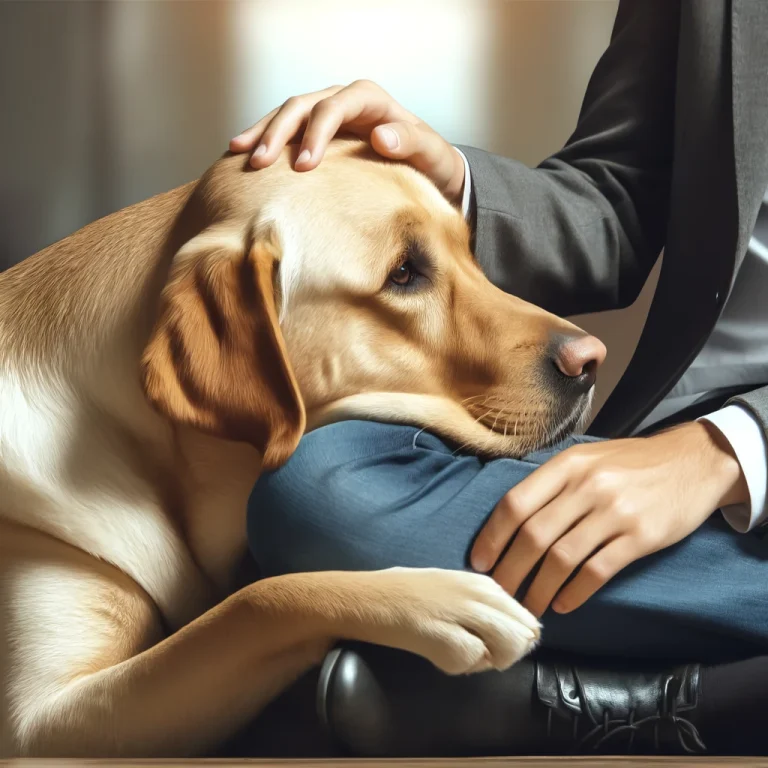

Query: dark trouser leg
246;421;768;755
249;422;768;662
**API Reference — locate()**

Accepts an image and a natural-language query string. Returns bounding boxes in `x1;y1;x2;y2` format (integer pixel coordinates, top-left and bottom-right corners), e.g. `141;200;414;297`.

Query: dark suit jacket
459;0;768;440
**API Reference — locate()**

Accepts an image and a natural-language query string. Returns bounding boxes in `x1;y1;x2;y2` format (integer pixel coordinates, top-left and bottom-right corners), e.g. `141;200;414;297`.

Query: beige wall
0;0;657;412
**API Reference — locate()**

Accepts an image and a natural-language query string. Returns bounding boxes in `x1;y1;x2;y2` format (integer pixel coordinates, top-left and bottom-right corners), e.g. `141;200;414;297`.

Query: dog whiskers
460;394;489;407
458;392;573;458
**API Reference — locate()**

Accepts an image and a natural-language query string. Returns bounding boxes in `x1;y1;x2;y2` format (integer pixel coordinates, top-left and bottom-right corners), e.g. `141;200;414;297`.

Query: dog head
141;140;605;467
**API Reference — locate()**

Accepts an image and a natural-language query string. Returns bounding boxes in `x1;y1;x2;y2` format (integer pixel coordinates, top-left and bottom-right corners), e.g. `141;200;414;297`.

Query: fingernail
253;144;267;157
551;599;566;613
378;126;400;151
296;149;311;165
471;553;491;573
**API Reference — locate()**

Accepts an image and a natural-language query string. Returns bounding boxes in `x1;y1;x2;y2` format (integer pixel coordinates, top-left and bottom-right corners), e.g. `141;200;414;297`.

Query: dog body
0;142;594;756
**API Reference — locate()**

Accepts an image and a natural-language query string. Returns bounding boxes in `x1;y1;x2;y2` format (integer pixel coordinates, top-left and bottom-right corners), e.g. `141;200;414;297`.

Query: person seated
229;0;768;755
247;419;768;756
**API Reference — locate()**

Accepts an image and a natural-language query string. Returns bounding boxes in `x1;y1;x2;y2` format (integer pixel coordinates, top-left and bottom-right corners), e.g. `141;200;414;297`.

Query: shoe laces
546;668;707;754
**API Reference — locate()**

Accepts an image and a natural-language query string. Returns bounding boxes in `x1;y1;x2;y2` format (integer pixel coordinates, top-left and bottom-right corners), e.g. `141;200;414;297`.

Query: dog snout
549;333;606;393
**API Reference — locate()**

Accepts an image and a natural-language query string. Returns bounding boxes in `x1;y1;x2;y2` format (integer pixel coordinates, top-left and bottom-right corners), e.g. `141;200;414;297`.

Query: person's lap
248;420;768;663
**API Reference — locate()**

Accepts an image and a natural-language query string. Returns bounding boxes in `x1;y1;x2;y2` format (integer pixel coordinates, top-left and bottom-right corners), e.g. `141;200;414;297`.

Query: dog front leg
9;568;538;757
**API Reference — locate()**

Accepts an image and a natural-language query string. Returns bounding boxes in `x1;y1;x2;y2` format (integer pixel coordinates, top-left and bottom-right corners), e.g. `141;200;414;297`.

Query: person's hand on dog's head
229;80;466;205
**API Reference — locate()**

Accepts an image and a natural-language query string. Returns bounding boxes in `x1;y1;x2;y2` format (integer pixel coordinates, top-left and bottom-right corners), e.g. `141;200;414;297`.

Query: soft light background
0;0;659;416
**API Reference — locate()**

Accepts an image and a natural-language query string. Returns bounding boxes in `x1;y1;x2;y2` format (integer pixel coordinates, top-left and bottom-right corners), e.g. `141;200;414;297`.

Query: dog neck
0;182;265;627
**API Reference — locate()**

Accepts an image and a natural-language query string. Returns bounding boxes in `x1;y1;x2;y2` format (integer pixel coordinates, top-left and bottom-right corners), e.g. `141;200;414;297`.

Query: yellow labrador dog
0;140;604;757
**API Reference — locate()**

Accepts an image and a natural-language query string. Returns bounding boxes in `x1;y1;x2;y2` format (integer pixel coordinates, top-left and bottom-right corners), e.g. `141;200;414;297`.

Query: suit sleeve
458;0;681;317
729;387;768;440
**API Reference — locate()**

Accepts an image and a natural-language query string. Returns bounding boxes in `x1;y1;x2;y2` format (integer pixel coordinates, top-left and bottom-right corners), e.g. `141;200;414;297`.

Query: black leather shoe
534;651;705;754
317;643;706;757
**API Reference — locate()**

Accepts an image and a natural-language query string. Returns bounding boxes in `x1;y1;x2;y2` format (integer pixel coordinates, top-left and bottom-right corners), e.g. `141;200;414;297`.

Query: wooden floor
4;759;768;767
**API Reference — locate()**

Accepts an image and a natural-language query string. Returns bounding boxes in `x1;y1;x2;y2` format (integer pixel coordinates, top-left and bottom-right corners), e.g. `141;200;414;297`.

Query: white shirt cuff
454;147;472;221
698;404;768;532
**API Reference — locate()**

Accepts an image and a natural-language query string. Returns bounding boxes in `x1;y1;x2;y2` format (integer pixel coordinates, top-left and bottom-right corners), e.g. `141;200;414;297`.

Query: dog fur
0;141;594;756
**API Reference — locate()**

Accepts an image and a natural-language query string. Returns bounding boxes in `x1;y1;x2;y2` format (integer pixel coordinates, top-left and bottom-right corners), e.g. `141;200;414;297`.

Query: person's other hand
470;422;749;617
229;80;466;204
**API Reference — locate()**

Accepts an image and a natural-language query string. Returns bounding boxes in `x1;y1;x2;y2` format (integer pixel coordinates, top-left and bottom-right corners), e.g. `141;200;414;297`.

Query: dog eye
389;261;416;287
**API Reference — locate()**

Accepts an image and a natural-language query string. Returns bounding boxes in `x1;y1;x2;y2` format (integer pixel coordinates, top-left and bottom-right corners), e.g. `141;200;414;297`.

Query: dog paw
373;567;540;676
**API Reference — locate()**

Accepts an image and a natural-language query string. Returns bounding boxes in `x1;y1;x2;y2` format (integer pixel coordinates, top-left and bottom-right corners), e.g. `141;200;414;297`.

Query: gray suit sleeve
728;388;768;445
458;0;680;317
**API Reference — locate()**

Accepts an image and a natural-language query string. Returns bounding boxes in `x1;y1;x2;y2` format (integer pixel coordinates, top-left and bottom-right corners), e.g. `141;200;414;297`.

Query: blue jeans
248;420;768;663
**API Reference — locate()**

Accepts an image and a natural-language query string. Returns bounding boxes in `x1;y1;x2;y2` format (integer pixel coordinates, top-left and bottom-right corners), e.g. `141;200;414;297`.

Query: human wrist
670;421;749;508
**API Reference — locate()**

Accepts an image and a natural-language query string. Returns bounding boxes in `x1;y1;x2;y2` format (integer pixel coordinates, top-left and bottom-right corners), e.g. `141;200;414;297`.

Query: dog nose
551;333;607;392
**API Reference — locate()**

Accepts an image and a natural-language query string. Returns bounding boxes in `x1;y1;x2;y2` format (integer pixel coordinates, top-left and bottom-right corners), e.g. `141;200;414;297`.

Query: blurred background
0;0;659;416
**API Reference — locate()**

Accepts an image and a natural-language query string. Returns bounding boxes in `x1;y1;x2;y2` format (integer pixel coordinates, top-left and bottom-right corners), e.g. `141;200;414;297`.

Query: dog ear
140;234;305;469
